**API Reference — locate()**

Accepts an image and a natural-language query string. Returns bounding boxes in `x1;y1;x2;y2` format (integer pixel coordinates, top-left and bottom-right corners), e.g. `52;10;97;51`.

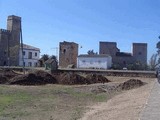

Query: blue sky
0;0;160;62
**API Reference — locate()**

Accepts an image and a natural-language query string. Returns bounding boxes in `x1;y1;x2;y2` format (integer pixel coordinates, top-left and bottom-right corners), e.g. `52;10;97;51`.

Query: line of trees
148;36;160;70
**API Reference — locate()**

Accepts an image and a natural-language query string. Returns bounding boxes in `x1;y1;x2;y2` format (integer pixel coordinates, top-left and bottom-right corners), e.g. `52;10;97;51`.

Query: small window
3;61;6;66
28;62;32;67
35;52;37;57
98;60;101;64
34;62;37;67
139;52;142;55
82;60;86;63
28;52;32;59
4;51;6;55
90;61;93;64
23;51;25;56
63;49;66;54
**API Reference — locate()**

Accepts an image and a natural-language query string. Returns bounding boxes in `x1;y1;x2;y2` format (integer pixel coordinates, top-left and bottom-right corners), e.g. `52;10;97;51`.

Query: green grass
61;87;108;102
0;85;113;120
0;91;31;115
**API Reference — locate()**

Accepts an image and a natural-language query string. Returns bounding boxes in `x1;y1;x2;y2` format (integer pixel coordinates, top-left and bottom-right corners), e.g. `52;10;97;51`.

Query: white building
19;44;40;67
77;54;112;69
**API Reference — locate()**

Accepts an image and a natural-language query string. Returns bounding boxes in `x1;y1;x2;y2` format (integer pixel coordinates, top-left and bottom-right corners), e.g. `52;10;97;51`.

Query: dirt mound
86;74;110;84
57;72;88;85
0;75;9;84
118;79;145;90
0;69;19;84
0;69;18;79
9;70;57;85
56;73;110;85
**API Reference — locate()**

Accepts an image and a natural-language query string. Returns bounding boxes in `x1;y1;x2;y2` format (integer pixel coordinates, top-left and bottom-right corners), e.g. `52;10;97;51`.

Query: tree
39;54;58;67
127;61;148;70
41;54;49;62
50;55;56;59
87;50;98;55
155;36;160;69
50;55;58;63
149;54;158;70
156;36;160;65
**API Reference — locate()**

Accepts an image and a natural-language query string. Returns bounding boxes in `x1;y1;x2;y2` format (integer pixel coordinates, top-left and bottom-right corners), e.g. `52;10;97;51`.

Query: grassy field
0;75;150;120
0;84;112;120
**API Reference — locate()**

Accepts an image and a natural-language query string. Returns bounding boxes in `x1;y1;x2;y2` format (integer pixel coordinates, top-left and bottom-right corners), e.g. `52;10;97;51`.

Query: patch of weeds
62;87;108;102
13;92;31;102
0;85;9;92
71;107;83;120
93;93;108;102
0;92;31;116
0;95;13;114
2;111;30;119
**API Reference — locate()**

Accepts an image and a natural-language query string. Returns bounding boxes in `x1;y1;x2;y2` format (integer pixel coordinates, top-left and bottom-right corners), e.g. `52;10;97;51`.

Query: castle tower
99;42;119;55
0;29;11;66
132;43;147;64
7;15;21;66
99;42;120;63
7;15;21;47
59;41;78;68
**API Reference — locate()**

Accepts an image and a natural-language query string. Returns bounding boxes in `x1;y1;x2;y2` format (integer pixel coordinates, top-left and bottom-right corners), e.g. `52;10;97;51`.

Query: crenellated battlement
8;15;21;21
0;29;11;34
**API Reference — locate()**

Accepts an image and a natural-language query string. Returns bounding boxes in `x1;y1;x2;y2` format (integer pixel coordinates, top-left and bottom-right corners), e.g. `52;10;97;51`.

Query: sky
0;0;160;62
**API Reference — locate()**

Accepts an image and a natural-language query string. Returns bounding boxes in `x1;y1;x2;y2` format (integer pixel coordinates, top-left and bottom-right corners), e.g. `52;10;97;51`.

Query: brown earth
118;79;145;90
86;74;110;84
0;70;111;85
56;72;110;85
0;69;19;84
9;70;57;85
0;69;155;120
0;73;155;120
80;78;155;120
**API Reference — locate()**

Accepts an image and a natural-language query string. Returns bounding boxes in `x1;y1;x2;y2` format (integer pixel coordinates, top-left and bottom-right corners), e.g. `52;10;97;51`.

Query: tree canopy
87;50;98;55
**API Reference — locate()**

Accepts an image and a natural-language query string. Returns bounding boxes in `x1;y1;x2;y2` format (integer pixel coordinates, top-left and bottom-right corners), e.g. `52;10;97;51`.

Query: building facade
0;15;21;66
19;44;40;67
77;54;112;69
59;41;78;68
99;41;147;68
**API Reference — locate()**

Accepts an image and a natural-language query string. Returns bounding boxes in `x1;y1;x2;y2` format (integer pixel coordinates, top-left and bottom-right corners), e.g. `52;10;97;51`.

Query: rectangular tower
7;15;21;66
0;15;21;66
99;41;120;63
99;42;119;55
59;41;78;68
0;29;11;66
132;43;147;64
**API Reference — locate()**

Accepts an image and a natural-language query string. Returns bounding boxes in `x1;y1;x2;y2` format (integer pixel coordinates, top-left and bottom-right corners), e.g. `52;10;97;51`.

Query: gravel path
140;79;160;120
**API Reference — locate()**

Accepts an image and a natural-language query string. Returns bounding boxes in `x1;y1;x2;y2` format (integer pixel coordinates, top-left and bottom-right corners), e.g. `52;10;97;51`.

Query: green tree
87;50;98;55
156;36;160;59
155;36;160;69
50;55;58;64
149;54;158;70
50;55;57;60
41;54;49;62
127;61;148;70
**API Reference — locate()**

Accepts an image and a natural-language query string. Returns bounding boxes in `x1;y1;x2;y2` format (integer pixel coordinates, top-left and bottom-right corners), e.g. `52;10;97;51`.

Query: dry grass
0;84;110;120
0;76;154;120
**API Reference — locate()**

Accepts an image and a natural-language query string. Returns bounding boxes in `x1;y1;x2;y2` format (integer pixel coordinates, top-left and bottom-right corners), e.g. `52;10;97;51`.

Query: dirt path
140;80;160;120
80;78;155;120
